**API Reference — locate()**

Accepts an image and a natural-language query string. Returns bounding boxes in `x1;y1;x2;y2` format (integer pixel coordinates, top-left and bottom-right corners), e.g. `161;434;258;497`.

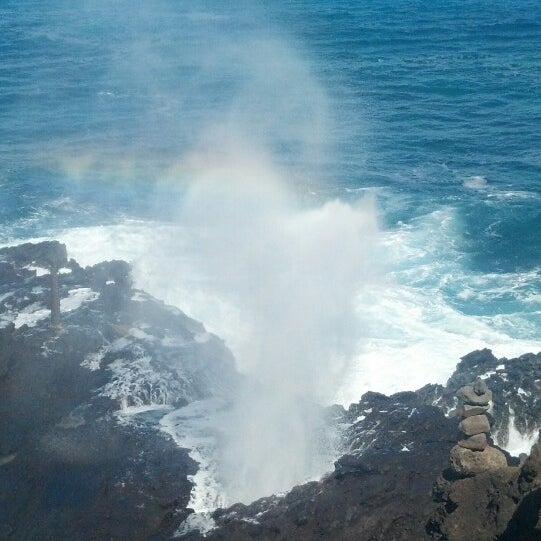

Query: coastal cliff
0;241;238;540
0;241;539;541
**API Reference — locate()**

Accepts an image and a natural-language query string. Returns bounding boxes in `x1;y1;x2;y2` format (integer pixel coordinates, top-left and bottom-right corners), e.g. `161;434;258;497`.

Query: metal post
50;268;61;328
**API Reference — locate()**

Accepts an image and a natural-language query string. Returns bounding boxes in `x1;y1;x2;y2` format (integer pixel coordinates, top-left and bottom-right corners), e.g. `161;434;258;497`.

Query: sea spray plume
174;139;379;504
50;0;379;504
153;7;376;504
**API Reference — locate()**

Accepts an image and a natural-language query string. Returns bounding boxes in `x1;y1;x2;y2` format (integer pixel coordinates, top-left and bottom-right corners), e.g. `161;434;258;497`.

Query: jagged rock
428;369;541;540
4;242;541;541
456;385;492;406
428;467;520;541
0;242;239;541
458;433;487;451
186;353;541;541
332;454;373;478
473;377;488;396
518;442;541;492
0;241;67;270
499;487;541;540
450;444;508;476
187;393;457;541
460;404;488;418
430;441;541;540
459;414;490;436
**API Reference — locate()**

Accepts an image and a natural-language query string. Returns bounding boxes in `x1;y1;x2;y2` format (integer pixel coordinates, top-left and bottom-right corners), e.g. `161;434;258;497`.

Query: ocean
1;0;540;404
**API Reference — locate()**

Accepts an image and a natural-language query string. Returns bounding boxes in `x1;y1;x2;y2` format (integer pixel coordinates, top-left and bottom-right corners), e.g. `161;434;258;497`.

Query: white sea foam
61;288;99;312
10;204;540;506
160;399;227;534
46;207;539;406
463;175;487;189
81;345;109;371
99;349;185;410
13;302;50;328
129;327;155;341
0;292;13;304
337;283;540;404
24;265;49;276
10;287;99;328
496;408;540;457
487;190;541;201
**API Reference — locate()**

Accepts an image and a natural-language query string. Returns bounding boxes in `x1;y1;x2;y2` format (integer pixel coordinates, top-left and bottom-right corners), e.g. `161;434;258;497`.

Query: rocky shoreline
0;241;237;540
184;352;541;541
0;241;540;540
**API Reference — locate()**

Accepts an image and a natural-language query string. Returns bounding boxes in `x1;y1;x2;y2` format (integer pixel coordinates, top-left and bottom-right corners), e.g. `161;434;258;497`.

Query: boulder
459;414;490;436
458;433;487;451
518;442;541;492
456;385;492;406
450;445;508;476
429;468;520;541
473;377;488;396
460;404;489;418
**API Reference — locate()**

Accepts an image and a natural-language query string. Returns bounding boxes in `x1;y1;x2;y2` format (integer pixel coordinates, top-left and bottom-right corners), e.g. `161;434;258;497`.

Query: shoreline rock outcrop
2;241;541;541
428;379;541;541
0;241;239;541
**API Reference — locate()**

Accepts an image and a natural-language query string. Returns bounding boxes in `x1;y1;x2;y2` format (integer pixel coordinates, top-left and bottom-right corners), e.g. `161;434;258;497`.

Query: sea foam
48;207;541;406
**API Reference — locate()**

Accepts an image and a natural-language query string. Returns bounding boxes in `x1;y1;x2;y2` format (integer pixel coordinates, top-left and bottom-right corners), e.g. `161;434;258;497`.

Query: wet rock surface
2;242;541;541
0;242;238;541
429;379;541;541
183;351;541;541
180;396;457;541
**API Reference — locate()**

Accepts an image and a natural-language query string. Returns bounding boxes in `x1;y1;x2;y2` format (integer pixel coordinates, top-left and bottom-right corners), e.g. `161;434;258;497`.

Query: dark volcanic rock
498;443;541;540
428;467;520;541
457;433;487;451
0;242;238;541
180;349;541;541
428;443;541;541
429;380;541;541
3;243;541;541
499;488;541;541
180;391;457;541
0;240;67;270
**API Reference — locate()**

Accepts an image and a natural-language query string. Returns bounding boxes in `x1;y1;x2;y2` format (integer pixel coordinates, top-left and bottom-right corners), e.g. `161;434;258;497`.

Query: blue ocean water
1;0;540;393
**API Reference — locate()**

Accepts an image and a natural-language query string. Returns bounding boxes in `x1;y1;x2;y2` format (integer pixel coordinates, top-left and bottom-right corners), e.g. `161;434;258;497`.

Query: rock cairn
449;377;507;476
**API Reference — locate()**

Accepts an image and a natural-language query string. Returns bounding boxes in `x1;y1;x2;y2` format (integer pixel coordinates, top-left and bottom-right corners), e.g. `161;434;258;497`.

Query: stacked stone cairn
449;377;507;476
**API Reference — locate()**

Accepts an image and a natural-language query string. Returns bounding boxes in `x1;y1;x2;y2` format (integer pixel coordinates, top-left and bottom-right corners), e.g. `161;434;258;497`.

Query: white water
7;203;538;510
51;209;540;407
160;399;227;535
2;287;99;329
496;407;539;457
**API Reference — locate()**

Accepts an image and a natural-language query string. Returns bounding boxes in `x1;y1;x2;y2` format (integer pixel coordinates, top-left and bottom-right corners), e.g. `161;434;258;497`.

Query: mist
47;0;381;504
174;136;378;502
126;5;379;503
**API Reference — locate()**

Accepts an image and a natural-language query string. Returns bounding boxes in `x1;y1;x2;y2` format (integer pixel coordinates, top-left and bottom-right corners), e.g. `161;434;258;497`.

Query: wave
335;207;540;403
21;206;535;407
